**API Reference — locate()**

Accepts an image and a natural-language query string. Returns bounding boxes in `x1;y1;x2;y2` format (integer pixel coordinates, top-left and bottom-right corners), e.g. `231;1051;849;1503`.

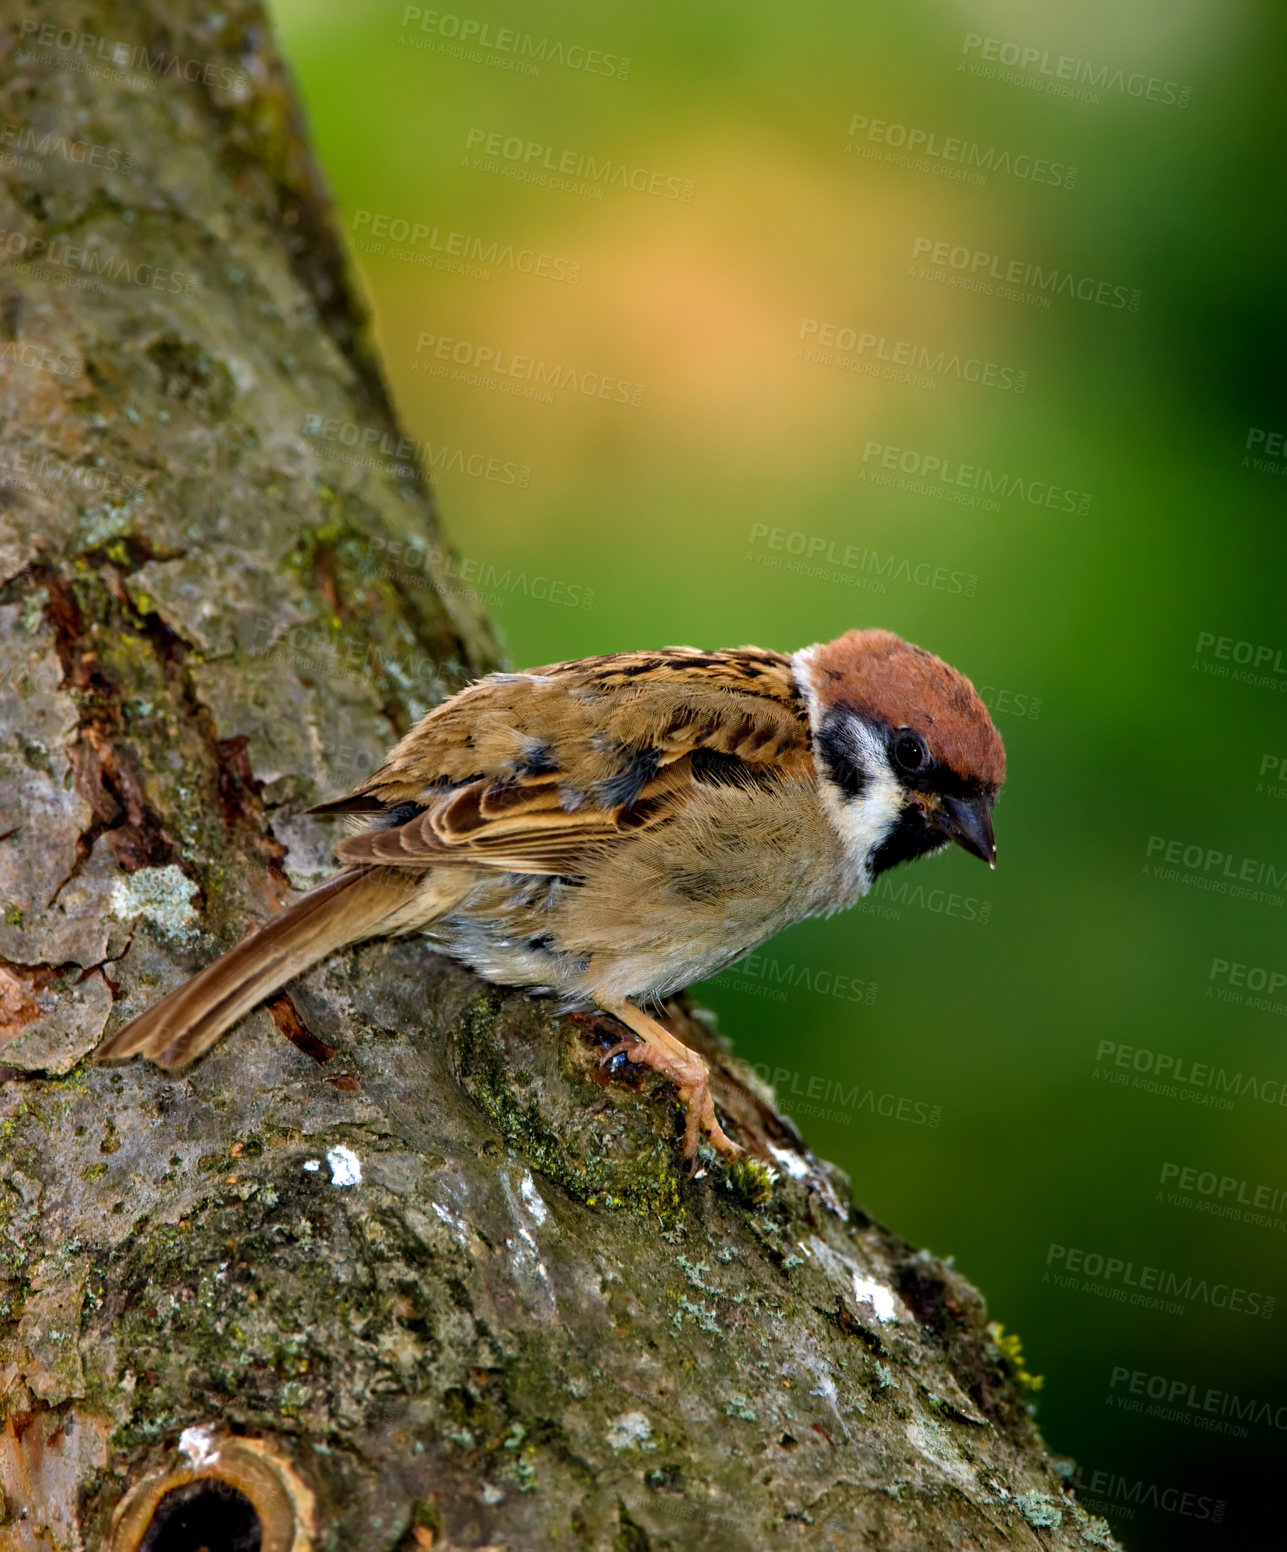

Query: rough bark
0;3;1120;1549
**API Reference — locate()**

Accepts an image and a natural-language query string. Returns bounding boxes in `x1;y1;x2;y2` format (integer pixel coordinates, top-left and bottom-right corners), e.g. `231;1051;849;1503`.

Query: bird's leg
594;994;741;1160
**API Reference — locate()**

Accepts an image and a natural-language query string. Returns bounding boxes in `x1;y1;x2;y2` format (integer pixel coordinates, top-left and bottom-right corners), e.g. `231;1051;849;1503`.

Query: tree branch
0;3;1118;1547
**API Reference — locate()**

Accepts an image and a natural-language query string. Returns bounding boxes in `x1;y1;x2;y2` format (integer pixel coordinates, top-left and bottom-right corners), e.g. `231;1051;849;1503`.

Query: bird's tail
95;866;429;1071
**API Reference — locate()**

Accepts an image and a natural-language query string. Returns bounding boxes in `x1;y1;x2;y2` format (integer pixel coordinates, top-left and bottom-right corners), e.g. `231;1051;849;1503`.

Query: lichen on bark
0;2;1119;1548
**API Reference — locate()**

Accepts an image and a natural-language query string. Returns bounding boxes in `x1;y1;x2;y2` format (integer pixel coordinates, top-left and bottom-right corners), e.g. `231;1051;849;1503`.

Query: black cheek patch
816;721;867;801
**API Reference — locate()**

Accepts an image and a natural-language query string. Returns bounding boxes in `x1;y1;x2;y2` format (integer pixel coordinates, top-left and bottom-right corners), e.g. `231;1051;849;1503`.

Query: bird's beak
931;793;997;869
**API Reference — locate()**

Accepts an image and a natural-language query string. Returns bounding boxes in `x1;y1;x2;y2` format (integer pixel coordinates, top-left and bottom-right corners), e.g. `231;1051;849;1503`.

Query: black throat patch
869;807;948;877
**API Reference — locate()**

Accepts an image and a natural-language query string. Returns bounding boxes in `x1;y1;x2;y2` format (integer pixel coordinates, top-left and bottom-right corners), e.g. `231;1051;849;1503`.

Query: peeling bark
0;3;1119;1549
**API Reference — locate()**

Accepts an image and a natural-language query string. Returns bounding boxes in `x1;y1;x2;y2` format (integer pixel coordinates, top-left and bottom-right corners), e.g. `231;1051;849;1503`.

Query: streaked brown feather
325;649;812;877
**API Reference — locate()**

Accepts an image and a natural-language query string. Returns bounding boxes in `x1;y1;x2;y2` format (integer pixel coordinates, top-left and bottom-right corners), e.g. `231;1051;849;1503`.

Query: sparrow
97;629;1005;1160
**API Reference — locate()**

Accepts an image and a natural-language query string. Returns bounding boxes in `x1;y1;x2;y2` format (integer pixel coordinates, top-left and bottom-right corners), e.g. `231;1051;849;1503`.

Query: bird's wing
312;647;814;877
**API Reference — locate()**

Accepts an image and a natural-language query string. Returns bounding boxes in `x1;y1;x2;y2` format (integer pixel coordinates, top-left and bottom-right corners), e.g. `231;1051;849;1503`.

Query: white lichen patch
1015;1491;1063;1530
178;1423;221;1470
505;1220;555;1311
806;1236;905;1325
302;1159;321;1173
326;1145;362;1186
519;1170;548;1224
497;1167;556;1314
808;1369;840;1408
904;1416;977;1494
852;1271;897;1323
109;864;198;940
767;1142;810;1180
606;1411;653;1451
430;1200;471;1245
79;505;137;551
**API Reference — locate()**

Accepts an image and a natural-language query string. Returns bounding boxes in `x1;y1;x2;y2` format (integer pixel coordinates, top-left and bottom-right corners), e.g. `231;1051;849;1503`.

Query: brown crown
808;629;1006;788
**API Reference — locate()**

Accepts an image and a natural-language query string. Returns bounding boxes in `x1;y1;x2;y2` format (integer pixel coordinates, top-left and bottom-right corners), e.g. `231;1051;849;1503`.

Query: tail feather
96;866;423;1071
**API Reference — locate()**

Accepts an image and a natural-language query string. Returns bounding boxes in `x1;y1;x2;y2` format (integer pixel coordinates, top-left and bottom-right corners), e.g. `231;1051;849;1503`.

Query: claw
593;995;743;1162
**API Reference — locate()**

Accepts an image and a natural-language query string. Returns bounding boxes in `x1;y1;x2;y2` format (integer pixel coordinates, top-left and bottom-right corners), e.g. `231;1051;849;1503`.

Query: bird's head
794;628;1006;880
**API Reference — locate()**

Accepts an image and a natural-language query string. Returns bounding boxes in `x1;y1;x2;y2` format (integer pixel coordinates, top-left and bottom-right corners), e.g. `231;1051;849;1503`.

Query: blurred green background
267;1;1286;1542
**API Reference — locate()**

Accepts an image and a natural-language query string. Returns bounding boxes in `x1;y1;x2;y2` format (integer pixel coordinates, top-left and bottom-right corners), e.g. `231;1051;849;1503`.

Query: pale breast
423;775;851;1003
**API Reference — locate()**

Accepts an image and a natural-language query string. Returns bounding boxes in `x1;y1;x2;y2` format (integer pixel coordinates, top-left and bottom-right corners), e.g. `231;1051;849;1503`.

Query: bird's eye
894;730;928;772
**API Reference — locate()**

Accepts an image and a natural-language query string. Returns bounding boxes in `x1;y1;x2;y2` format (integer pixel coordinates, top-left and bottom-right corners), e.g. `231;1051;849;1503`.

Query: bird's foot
597;1025;742;1162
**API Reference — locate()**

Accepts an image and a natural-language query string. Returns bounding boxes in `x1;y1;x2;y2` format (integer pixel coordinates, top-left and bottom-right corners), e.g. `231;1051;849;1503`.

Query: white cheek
815;722;903;883
792;646;904;889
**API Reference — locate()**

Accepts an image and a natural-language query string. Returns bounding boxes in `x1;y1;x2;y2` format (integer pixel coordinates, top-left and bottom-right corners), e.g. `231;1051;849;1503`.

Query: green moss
987;1321;1044;1393
454;997;685;1225
102;539;136;568
723;1157;775;1207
